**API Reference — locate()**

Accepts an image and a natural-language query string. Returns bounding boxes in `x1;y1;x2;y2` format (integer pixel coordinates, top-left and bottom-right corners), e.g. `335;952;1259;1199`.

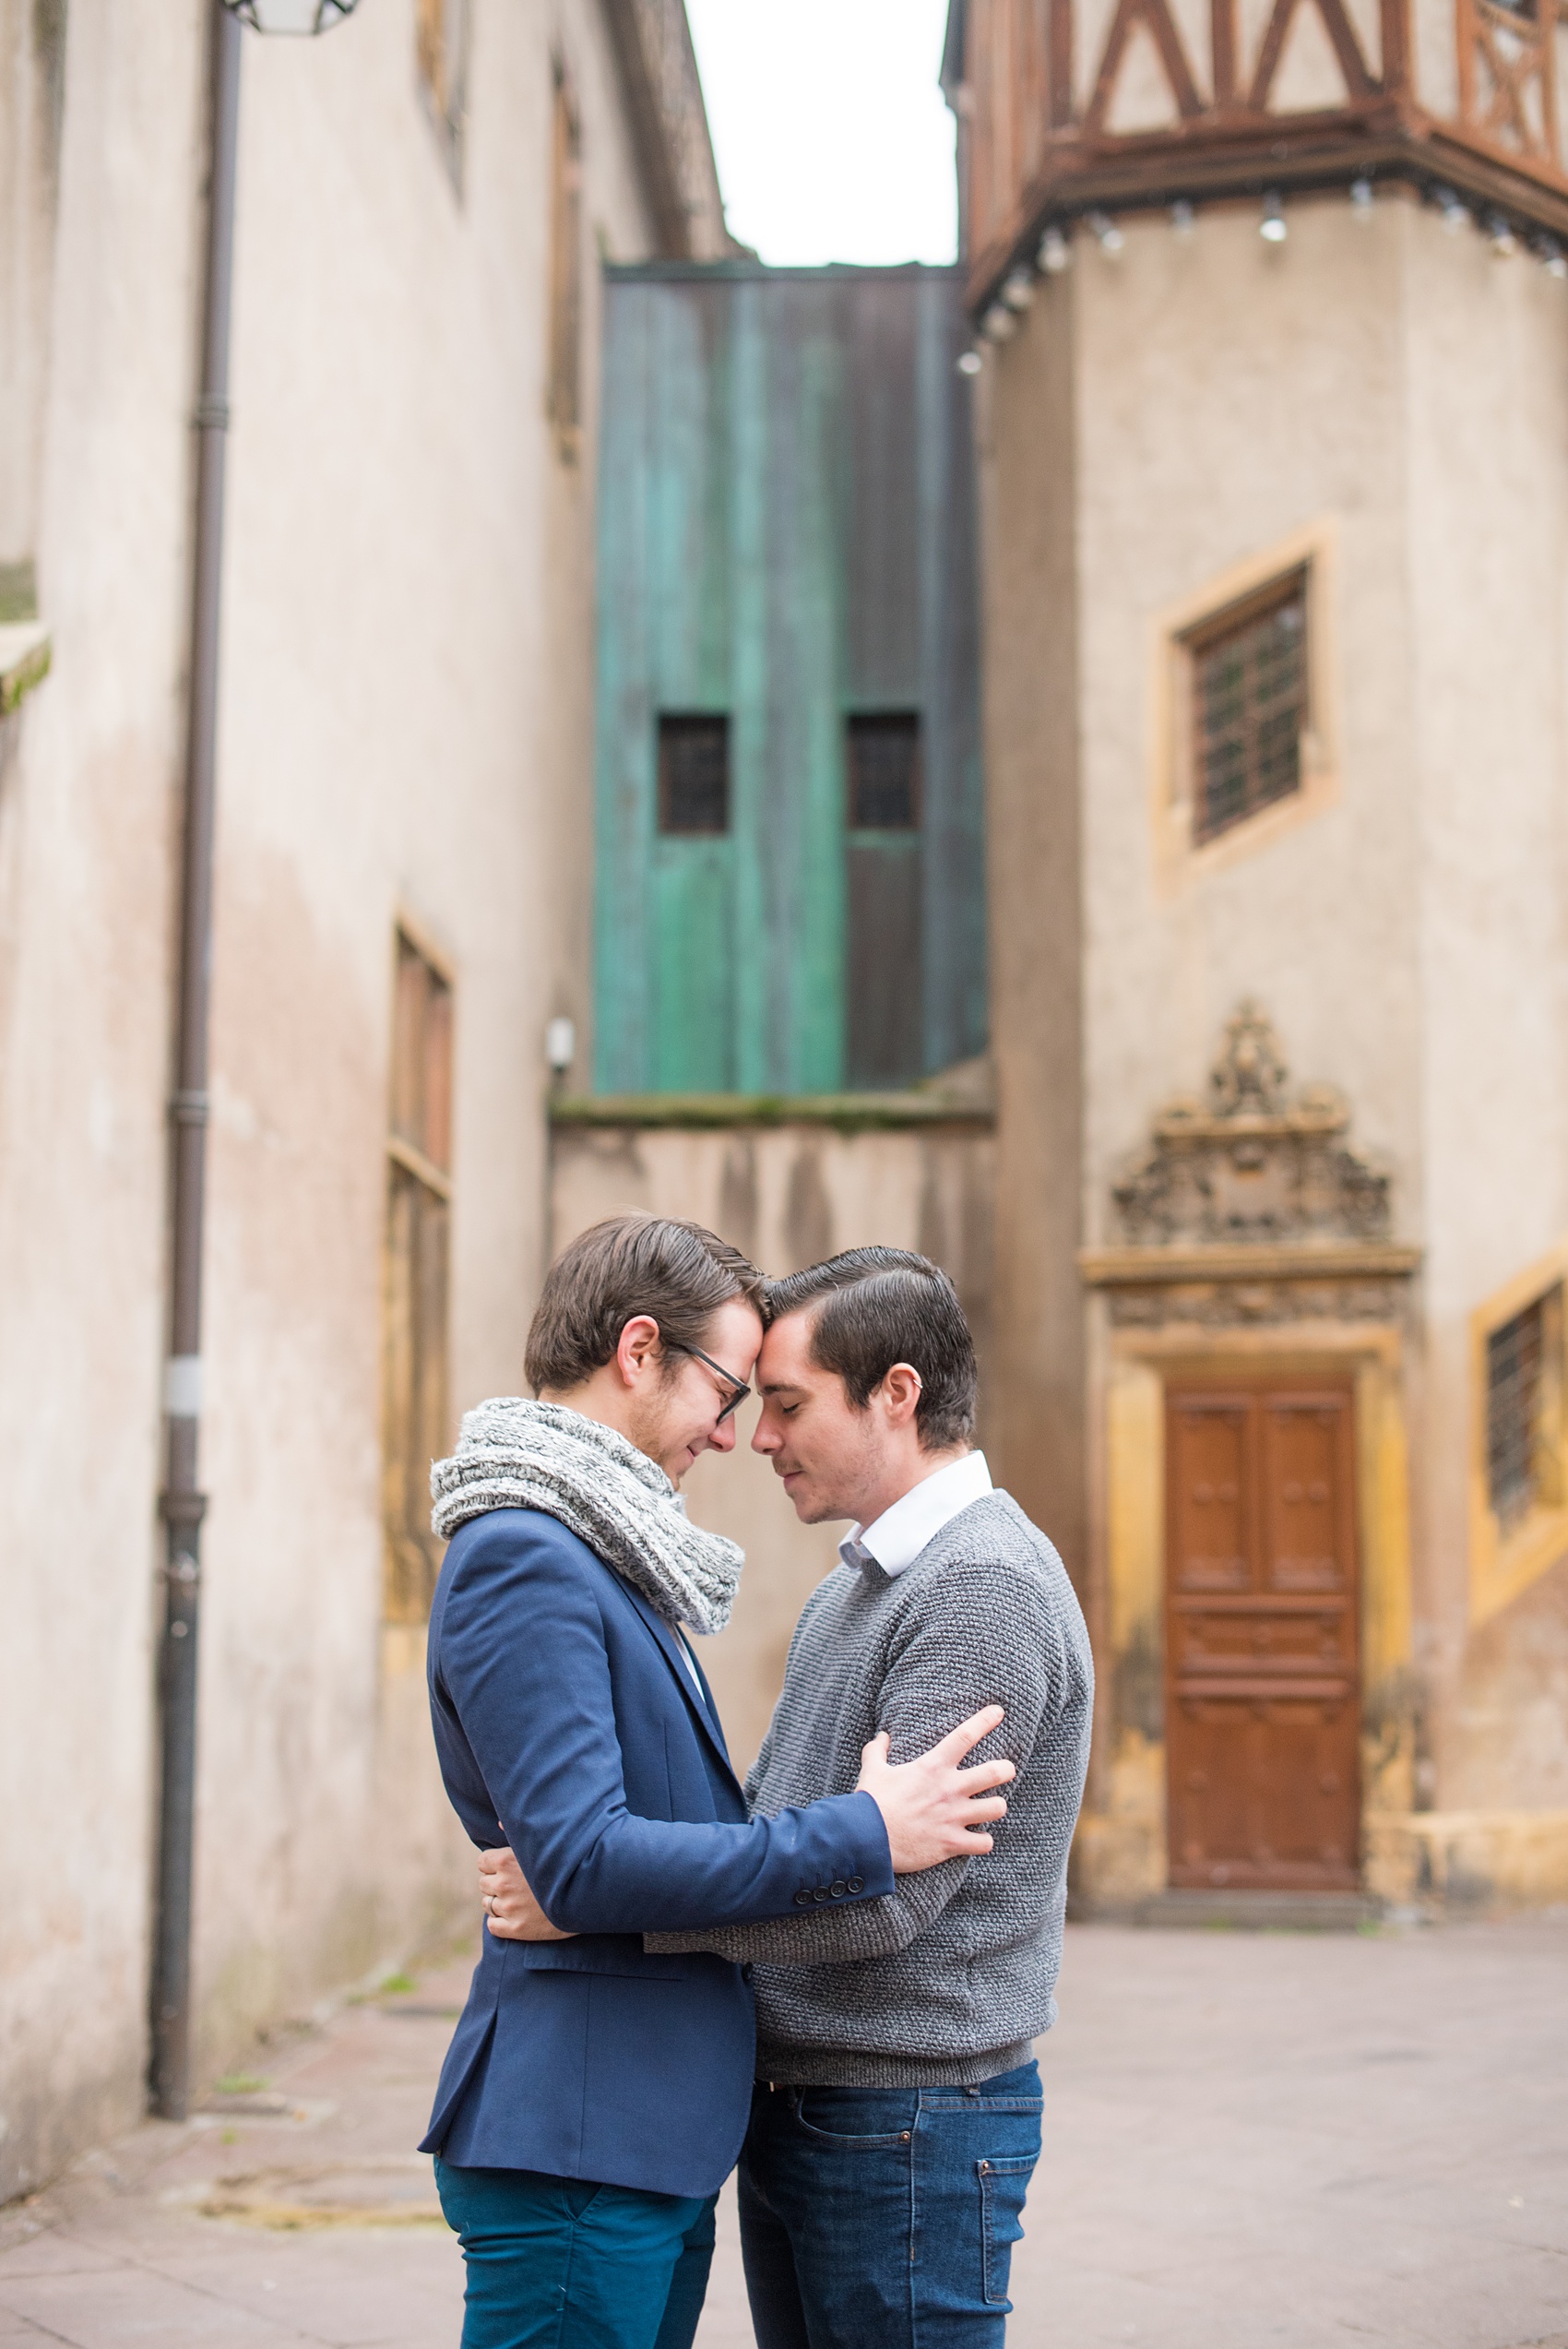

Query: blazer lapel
609;1573;743;1795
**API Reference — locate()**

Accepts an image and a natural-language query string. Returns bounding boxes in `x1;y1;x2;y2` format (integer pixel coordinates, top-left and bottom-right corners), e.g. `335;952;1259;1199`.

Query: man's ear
615;1315;662;1389
880;1362;923;1427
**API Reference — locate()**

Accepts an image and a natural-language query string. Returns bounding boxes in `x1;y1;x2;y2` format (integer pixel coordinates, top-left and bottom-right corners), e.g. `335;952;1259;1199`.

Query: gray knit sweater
647;1491;1094;2085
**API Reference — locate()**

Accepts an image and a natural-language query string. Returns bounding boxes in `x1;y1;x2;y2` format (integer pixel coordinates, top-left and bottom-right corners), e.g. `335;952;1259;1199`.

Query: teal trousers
434;2156;717;2349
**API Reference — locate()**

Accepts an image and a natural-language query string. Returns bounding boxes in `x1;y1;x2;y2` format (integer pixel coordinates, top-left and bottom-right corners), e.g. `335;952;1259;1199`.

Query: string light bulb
1538;235;1568;281
1037;225;1072;275
1260;192;1287;244
1487;212;1518;257
1350;177;1373;217
1434;186;1468;234
956;349;984;376
1087;211;1124;257
1002;267;1036;313
980;304;1016;343
1170;199;1195;238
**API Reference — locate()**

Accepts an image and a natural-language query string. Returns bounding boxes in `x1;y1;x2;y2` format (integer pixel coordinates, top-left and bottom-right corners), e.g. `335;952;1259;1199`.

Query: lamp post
150;0;359;2128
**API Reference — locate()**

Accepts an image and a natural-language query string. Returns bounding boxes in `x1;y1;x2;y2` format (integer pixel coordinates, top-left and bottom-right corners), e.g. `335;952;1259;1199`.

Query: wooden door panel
1261;1399;1354;1593
1169;1695;1360;1889
1166;1382;1360;1893
1168;1402;1251;1591
1170;1599;1354;1676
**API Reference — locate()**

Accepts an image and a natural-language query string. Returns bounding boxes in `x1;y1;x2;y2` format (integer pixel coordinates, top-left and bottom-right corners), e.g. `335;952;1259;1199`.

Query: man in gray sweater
483;1248;1093;2346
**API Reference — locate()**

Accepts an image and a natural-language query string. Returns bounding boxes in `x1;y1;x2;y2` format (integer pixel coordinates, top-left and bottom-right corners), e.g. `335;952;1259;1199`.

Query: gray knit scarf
429;1396;744;1636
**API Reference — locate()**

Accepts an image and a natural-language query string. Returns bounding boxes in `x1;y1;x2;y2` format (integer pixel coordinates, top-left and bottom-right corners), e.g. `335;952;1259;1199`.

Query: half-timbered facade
952;0;1568;320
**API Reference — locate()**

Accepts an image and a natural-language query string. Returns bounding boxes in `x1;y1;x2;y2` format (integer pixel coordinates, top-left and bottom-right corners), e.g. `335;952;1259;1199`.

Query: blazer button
830;1880;847;1898
813;1886;828;1902
848;1876;864;1894
793;1889;813;1906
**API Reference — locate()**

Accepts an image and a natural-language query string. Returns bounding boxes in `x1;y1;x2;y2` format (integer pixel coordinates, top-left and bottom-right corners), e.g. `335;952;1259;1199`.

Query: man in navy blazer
422;1215;1012;2349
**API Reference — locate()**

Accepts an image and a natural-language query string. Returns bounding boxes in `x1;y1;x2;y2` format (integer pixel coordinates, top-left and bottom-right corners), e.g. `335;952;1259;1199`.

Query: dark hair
765;1247;978;1452
526;1213;766;1395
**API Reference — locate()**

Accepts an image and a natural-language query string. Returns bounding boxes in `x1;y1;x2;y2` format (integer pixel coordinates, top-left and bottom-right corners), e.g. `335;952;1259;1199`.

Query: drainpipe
149;0;243;2124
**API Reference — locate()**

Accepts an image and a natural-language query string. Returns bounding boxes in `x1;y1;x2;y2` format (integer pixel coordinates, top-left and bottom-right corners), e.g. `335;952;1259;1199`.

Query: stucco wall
1062;195;1423;1235
0;0;674;2200
1401;206;1568;1827
549;1117;996;1769
0;0;208;2204
981;187;1568;1902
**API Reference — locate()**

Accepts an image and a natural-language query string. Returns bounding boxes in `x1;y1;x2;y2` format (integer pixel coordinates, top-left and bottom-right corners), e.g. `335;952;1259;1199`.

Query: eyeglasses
663;1340;752;1424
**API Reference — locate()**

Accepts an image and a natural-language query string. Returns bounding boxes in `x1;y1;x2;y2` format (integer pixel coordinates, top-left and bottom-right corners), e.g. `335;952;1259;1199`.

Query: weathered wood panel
594;263;986;1094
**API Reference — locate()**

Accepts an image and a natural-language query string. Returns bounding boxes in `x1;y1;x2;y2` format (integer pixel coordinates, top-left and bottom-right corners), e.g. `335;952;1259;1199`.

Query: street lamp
220;0;358;28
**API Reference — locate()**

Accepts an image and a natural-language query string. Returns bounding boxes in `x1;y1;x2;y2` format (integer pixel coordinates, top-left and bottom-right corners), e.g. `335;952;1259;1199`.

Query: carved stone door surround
1071;1004;1420;1909
1082;999;1420;1330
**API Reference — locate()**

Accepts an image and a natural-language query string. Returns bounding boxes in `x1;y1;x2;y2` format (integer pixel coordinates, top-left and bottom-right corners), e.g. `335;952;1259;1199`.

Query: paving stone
0;2236;124;2283
0;2267;313;2343
2;1921;1564;2347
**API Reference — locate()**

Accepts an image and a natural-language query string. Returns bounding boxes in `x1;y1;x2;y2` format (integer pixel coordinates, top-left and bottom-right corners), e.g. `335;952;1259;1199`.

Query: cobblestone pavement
1;1917;1563;2347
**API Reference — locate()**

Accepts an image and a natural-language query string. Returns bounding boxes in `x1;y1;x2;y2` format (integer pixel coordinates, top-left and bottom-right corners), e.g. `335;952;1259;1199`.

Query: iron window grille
1486;1286;1561;1529
1188;571;1308;845
658;715;731;836
847;712;922;832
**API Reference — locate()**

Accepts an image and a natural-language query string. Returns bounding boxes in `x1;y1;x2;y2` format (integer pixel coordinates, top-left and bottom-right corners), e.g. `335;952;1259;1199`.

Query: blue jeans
737;2059;1042;2349
434;2156;717;2349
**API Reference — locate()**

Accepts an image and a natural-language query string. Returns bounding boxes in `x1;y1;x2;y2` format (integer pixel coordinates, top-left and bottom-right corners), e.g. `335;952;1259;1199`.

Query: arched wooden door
1164;1380;1360;1891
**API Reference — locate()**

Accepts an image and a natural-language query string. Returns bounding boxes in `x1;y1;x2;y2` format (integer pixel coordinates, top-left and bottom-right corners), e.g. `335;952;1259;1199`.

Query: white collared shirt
838;1449;993;1579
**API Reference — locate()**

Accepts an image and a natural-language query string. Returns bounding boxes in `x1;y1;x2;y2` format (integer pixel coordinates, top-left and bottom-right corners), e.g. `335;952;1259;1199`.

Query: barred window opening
659;714;731;836
848;712;922;833
1487;1289;1556;1529
1190;573;1308;844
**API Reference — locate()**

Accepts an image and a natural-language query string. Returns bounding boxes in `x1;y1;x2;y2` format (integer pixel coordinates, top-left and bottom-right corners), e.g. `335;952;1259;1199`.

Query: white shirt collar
838;1450;993;1580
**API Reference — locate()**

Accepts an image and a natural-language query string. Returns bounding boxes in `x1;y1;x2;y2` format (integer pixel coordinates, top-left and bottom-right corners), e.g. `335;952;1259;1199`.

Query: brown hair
765;1247;978;1452
526;1213;766;1395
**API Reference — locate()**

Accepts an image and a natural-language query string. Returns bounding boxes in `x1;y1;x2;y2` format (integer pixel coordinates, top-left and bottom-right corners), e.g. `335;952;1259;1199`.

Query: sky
684;0;958;268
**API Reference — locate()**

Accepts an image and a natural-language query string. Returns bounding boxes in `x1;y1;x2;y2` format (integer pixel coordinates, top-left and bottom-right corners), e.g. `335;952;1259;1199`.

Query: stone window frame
382;911;456;1628
416;0;470;195
546;52;585;459
1150;519;1340;898
1469;1245;1568;1626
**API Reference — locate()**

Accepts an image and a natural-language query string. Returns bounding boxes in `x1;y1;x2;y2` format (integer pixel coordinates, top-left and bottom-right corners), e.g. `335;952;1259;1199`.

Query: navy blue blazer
419;1508;893;2199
